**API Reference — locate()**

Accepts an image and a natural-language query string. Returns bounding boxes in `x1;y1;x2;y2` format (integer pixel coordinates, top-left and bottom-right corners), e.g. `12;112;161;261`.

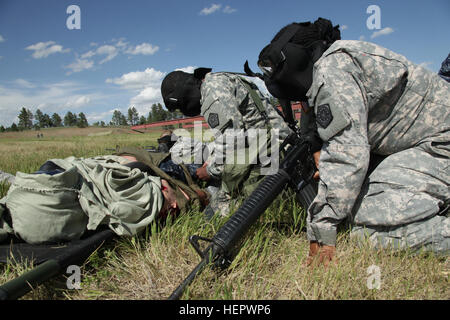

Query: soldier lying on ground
0;148;209;245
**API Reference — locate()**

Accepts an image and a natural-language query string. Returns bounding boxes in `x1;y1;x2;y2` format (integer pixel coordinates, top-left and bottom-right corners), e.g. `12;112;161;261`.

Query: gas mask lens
164;97;182;112
257;60;274;77
258;50;286;78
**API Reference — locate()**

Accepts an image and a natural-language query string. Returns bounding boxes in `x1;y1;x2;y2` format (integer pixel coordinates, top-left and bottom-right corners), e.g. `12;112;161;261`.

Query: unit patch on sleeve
208;113;220;128
316;104;333;129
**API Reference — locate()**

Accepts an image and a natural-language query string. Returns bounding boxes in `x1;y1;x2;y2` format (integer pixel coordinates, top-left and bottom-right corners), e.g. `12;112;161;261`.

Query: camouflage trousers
350;143;449;255
204;163;263;219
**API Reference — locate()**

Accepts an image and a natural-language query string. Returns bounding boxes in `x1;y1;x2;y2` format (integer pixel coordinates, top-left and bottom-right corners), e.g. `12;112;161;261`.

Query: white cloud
14;79;36;89
129;86;163;117
25;41;70;59
85;109;116;124
66;43;120;74
371;27;394;39
0;81;106;127
106;67;166;90
126;43;159;55
64;95;91;108
82;45;118;64
71;44;119;73
0;34;5;42
65;58;94;74
200;4;222;15
96;45;119;64
65;39;160;75
130;87;161;106
223;6;237;14
340;25;348;31
106;67;167;114
114;38;128;48
81;51;96;59
199;4;237;16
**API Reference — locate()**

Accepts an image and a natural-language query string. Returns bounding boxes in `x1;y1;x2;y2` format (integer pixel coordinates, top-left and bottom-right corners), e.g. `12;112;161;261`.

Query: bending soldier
161;68;291;218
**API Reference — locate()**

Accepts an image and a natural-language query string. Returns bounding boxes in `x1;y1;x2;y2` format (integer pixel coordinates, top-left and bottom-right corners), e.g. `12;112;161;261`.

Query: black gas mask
258;24;320;101
161;68;212;117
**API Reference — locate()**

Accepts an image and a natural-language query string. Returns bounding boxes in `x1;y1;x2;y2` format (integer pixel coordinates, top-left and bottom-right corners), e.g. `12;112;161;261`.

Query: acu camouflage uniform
306;40;449;254
169;135;213;166
200;72;291;217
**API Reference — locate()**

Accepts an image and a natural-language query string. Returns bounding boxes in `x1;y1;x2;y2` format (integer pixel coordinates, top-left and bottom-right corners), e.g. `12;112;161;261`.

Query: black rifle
168;100;318;300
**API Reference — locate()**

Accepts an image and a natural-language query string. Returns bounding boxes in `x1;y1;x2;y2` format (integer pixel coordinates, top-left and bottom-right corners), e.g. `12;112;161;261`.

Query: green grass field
0;127;448;300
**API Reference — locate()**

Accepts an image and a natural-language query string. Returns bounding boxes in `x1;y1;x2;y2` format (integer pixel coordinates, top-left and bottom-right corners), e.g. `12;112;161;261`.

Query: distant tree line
0;103;184;132
98;103;183;127
0;107;88;132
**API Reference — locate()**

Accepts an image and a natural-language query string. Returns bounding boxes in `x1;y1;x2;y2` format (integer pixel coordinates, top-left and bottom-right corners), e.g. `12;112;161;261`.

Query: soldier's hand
194;189;209;206
313;150;321;180
196;166;211;181
305;241;337;268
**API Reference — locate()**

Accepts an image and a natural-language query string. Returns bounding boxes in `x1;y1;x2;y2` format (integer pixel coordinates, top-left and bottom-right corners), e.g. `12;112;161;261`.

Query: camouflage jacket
306;40;450;245
200;72;291;178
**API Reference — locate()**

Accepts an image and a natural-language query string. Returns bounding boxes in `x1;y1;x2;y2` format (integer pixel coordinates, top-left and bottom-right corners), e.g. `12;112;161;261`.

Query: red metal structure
131;102;304;131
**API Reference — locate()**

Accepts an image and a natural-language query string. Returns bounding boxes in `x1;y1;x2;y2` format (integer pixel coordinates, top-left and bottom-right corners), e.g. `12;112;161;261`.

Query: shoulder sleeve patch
315;103;351;142
316;104;333;128
208;113;220;128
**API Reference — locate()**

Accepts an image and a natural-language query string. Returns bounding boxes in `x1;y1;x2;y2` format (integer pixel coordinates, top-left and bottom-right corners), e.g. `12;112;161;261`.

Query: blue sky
0;0;449;127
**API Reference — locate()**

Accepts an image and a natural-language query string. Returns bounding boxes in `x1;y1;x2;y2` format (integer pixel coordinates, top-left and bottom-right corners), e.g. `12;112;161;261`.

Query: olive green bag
3;167;88;244
1;155;166;244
